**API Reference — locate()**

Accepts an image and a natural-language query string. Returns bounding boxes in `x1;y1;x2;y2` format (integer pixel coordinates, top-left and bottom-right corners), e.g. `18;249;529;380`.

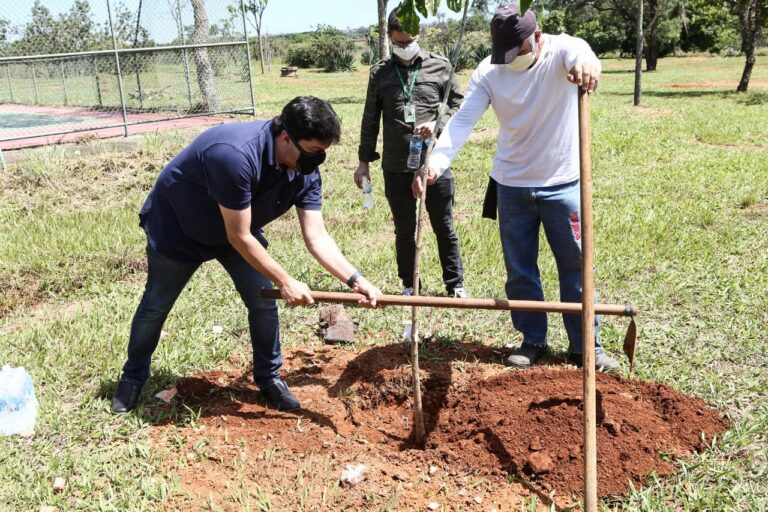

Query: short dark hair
271;96;341;144
387;7;405;33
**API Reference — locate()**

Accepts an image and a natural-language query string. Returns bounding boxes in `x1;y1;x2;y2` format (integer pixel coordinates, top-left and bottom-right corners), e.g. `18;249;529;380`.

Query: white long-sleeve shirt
430;34;600;187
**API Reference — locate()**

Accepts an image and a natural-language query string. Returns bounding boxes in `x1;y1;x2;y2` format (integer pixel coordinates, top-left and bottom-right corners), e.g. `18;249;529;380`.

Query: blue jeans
496;179;601;354
120;244;281;389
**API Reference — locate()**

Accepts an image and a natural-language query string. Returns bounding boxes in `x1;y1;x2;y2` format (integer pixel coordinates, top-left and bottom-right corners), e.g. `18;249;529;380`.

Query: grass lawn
0;53;767;510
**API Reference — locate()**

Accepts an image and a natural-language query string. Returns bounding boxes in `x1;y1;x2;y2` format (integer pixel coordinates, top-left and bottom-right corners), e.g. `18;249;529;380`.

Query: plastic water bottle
407;134;423;170
0;365;38;436
361;175;375;209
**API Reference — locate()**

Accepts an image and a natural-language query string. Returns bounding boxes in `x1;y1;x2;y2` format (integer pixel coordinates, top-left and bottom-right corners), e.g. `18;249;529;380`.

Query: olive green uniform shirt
358;50;463;174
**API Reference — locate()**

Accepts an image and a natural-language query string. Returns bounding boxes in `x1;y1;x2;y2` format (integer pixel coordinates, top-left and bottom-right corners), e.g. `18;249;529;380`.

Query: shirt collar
263;119;279;170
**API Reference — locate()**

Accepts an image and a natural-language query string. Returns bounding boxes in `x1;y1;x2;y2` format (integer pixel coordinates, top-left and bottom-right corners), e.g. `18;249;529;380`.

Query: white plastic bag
0;365;38;436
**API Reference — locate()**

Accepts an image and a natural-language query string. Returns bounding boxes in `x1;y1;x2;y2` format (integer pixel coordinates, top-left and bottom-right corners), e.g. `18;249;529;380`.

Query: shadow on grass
609;88;768;106
328;96;364;105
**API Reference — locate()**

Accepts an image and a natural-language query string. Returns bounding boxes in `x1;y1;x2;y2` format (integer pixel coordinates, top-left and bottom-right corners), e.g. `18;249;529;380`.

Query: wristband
346;271;363;288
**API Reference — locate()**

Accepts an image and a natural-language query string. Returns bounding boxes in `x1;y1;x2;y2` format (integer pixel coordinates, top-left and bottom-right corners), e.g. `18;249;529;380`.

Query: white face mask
392;42;420;62
508;35;537;72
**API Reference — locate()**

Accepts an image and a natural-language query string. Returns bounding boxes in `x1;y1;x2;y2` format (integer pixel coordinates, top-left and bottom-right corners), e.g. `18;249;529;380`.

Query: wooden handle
259;289;637;317
579;89;598;512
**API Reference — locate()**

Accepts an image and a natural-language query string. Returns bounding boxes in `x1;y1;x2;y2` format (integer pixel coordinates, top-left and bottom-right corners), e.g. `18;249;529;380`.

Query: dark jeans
120;243;281;389
383;170;464;292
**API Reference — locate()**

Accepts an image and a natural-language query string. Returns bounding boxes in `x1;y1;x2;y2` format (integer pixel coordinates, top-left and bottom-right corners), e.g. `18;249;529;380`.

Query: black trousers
383;170;464;292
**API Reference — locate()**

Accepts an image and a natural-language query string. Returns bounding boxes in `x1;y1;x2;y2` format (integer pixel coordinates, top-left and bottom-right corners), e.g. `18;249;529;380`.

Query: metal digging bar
260;289;639;360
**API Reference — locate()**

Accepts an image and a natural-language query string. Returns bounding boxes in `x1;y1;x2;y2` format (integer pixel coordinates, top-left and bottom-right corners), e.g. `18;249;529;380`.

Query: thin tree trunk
377;0;390;60
134;0;144;109
634;0;643;105
645;0;659;71
190;0;220;110
257;32;265;74
736;2;758;92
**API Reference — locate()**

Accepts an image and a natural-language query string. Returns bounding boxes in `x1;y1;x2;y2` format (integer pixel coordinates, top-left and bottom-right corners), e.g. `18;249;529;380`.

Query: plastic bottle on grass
0;365;38;436
407;134;423;170
361;175;375;209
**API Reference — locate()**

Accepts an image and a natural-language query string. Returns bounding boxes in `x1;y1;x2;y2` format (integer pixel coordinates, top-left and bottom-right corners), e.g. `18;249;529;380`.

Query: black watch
346;271;363;289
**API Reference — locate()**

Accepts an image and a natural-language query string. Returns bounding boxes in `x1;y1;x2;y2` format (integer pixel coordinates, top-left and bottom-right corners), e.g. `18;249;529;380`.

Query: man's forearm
305;234;357;284
229;235;291;287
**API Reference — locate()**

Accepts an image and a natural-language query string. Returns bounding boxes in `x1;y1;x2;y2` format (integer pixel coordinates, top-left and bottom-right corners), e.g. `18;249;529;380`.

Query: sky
3;0;467;44
261;0;465;35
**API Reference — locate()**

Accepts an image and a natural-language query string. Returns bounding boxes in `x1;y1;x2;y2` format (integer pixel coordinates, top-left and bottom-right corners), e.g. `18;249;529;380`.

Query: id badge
404;103;416;123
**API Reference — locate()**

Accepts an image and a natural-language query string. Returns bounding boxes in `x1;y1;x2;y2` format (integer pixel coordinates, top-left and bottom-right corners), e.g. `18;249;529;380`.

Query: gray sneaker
505;343;548;368
451;287;468;299
568;350;621;373
403;287;414;296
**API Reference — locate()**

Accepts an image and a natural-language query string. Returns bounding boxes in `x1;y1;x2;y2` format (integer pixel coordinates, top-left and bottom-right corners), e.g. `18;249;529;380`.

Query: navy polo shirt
139;120;323;262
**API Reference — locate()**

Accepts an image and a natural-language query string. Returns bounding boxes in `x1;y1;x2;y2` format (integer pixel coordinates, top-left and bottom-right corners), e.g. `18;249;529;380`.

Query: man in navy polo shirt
112;96;381;413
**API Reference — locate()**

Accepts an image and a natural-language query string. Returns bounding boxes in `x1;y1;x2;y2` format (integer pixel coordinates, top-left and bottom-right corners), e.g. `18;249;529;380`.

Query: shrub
285;42;316;68
440;42;472;72
469;41;492;65
360;48;378;65
284;25;356;72
319;48;356;72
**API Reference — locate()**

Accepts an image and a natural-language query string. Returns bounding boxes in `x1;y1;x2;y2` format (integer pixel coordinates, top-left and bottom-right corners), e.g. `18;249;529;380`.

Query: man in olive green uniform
354;8;467;298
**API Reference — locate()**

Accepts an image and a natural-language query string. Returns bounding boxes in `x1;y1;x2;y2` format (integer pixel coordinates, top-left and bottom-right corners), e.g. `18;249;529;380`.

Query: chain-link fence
0;0;256;147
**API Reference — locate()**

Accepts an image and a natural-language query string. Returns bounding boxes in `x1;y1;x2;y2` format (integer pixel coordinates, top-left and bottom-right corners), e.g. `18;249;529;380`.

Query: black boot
111;380;143;413
260;379;300;411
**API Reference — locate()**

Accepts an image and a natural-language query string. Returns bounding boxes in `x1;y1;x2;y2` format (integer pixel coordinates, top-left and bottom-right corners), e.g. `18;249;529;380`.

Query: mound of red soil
148;342;727;509
425;369;728;498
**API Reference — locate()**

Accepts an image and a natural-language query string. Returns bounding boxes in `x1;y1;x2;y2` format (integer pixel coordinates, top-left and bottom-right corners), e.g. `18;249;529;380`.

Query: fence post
93;55;103;107
240;0;256;117
5;65;14;103
31;64;39;104
177;0;194;109
107;0;130;137
59;60;69;105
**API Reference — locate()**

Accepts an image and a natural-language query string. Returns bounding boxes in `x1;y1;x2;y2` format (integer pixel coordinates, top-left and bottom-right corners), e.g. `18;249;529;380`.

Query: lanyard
394;62;421;101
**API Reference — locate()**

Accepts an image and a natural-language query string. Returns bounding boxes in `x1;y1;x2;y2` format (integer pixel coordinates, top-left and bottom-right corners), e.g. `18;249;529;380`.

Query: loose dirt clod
339;463;367;487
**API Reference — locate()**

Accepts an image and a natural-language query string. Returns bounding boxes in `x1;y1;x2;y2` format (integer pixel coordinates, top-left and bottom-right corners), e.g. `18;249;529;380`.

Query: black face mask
287;132;326;175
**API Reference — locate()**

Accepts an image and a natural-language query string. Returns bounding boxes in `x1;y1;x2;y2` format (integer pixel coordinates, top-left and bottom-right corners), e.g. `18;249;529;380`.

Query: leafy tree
680;0;740;52
0;17;13;57
17;1;57;55
395;0;530;35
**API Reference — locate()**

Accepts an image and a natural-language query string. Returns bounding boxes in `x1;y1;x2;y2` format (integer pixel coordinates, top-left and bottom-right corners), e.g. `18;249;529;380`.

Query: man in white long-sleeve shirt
413;3;620;371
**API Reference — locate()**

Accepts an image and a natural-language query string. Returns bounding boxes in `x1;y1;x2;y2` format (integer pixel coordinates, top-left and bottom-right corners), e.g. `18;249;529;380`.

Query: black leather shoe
260;379;300;411
112;380;143;413
568;350;621;373
504;343;548;368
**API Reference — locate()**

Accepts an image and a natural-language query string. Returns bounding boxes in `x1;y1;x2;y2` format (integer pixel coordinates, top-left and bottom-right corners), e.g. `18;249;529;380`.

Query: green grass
1;54;767;510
